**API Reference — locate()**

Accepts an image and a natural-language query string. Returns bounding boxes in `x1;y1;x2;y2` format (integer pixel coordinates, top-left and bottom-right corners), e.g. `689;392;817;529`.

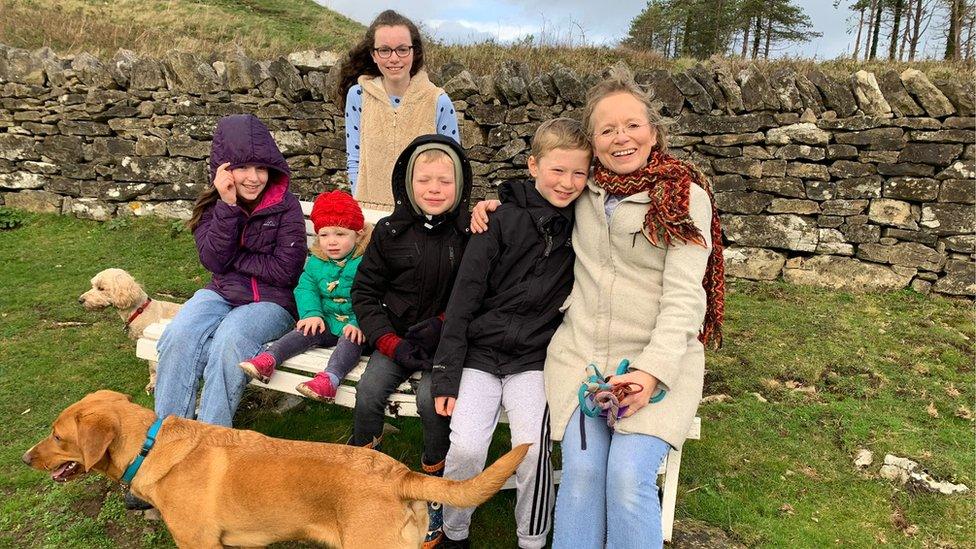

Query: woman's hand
297;316;326;336
342;324;365;345
434;396;456;417
470;199;501;233
213;162;237;205
608;370;659;418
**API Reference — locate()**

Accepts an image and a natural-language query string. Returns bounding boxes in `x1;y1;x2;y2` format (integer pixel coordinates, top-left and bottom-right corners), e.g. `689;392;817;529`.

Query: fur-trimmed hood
308;223;374;262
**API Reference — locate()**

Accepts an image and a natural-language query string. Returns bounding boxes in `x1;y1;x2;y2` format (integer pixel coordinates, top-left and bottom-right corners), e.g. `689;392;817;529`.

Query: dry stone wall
0;44;973;296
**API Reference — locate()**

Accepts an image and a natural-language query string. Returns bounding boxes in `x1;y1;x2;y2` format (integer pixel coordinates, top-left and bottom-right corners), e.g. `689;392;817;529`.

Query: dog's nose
78;296;85;304
21;450;32;466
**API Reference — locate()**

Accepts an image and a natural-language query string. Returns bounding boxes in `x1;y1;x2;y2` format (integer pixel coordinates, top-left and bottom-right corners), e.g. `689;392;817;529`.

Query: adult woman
335;9;460;210
473;67;724;547
153;114;307;428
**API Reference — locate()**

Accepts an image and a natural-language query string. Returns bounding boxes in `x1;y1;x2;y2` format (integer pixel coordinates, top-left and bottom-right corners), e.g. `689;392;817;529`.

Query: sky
315;0;951;60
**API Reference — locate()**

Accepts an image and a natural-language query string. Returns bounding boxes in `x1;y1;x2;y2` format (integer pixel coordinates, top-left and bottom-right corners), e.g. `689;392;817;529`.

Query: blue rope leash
577;359;667;449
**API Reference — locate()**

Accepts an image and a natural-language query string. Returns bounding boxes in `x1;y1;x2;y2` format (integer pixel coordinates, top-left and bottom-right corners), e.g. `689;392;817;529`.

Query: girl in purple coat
153;114;307;428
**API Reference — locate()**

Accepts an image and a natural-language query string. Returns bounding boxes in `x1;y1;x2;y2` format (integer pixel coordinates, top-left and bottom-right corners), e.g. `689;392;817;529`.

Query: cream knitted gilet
355;71;443;210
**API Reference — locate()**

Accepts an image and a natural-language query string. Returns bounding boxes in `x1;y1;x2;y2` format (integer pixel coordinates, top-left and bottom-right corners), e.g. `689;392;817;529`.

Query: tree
870;0;884;58
624;0;819;59
965;1;976;59
898;0;914;60
908;0;935;59
854;0;869;60
865;0;879;57
837;0;873;60
889;0;906;59
946;0;960;58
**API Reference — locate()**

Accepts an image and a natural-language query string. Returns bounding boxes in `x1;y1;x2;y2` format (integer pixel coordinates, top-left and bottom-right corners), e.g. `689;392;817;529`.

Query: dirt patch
673;520;745;548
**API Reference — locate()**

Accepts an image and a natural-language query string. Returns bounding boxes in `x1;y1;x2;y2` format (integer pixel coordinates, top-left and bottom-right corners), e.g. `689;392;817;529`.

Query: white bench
134;200;700;542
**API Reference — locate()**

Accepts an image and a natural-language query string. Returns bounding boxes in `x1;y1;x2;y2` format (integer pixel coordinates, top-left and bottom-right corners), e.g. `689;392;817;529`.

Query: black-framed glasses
373;46;414;59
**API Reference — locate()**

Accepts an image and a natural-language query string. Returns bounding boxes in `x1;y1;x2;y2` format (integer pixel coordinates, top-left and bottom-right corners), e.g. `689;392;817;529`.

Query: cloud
426;19;538;42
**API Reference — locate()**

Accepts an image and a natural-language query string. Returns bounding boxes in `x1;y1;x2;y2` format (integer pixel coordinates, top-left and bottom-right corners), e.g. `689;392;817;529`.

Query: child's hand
296;316;326;336
470;199;501;233
213;162;237;205
342;324;365;345
608;370;659;418
434;396;456;417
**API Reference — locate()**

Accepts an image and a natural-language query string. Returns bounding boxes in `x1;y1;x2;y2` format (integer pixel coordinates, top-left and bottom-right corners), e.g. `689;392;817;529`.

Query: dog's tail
396;443;529;507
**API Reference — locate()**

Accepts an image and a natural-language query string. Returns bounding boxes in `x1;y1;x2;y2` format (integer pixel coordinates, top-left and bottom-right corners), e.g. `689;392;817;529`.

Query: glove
404;316;444;355
393;339;432;371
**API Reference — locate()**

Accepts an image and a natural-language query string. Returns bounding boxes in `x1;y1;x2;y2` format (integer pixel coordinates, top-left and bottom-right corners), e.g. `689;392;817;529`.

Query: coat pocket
382;291;413;319
385;243;420;271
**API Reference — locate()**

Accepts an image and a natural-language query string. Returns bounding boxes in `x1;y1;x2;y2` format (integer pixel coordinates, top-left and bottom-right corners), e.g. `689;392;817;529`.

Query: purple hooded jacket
194;114;307;318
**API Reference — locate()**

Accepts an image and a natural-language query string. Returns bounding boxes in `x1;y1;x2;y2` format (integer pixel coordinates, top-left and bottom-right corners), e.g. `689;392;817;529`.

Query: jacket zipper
240;216;260;303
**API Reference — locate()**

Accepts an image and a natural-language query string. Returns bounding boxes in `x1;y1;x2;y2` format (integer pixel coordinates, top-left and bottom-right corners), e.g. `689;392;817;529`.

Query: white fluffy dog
79;268;182;393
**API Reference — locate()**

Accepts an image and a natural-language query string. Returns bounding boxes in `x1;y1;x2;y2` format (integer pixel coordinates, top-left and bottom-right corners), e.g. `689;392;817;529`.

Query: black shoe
440;537;470;549
124;490;154;511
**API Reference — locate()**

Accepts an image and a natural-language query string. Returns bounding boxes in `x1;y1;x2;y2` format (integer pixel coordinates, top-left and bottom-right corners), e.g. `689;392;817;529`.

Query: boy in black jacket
431;119;591;549
351;134;471;549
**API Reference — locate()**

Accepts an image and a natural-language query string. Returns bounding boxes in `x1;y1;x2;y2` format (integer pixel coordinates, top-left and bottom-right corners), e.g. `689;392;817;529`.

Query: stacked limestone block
0;45;972;295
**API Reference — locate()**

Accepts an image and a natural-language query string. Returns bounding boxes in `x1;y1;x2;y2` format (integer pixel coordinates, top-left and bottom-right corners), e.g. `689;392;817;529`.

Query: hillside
0;0;365;59
2;0;974;79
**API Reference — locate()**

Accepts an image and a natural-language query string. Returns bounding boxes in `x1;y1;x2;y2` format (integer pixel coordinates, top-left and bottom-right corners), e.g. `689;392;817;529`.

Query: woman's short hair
581;65;669;153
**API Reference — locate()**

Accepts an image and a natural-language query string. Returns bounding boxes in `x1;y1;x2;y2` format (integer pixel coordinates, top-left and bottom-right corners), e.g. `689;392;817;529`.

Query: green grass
0;212;973;548
0;0;365;59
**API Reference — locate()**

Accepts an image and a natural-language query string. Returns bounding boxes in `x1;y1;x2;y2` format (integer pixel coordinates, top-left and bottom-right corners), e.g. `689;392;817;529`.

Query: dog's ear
75;411;119;472
108;270;146;310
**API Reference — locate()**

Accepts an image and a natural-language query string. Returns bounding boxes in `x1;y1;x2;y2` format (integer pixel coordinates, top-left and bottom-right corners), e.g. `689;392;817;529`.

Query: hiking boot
423;501;444;549
440;536;470;549
124;490;153;511
238;352;276;383
421;458;446;548
296;372;338;402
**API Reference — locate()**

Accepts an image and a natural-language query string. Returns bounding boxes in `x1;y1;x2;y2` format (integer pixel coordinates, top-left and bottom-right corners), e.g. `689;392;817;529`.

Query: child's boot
238;352;276;384
296;372;339;402
422;458;446;549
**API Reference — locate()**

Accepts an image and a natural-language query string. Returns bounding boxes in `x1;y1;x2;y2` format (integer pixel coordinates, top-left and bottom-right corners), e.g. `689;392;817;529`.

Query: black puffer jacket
431;180;575;399
352;134;472;346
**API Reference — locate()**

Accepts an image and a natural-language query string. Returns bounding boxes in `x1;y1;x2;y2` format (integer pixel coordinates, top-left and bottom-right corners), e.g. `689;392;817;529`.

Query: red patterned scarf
593;149;725;348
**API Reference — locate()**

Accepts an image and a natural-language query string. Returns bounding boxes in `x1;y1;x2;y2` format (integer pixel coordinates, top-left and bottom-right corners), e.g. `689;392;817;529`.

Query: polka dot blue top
344;84;460;194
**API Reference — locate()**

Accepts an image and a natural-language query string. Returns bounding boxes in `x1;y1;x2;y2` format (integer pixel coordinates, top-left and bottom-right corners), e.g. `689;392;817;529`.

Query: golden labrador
24;390;528;548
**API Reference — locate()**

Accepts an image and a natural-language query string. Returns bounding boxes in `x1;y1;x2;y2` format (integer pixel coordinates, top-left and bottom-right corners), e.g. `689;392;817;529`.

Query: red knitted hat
310;191;364;233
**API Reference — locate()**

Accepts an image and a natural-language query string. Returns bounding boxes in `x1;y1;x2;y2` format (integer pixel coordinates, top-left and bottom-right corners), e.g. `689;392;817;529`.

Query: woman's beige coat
544;179;712;449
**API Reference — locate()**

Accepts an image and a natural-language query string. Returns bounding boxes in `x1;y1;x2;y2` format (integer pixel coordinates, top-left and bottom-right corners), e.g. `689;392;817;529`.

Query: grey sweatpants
442;368;553;548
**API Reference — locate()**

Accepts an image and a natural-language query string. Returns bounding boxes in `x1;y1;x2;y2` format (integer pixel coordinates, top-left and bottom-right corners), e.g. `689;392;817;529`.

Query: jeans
154;289;293;427
351;351;450;465
265;328;363;382
552;407;671;549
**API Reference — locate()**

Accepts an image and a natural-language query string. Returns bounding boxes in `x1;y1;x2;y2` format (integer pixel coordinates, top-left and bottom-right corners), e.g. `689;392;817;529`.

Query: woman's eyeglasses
373;46;414;59
594;122;652;141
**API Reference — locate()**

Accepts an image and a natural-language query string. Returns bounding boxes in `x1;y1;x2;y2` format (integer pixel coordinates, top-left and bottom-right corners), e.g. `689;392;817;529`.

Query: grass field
0;210;973;548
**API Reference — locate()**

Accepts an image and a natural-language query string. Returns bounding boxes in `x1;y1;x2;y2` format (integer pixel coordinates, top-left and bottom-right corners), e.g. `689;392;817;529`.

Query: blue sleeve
435;93;460;145
345;85;363;194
